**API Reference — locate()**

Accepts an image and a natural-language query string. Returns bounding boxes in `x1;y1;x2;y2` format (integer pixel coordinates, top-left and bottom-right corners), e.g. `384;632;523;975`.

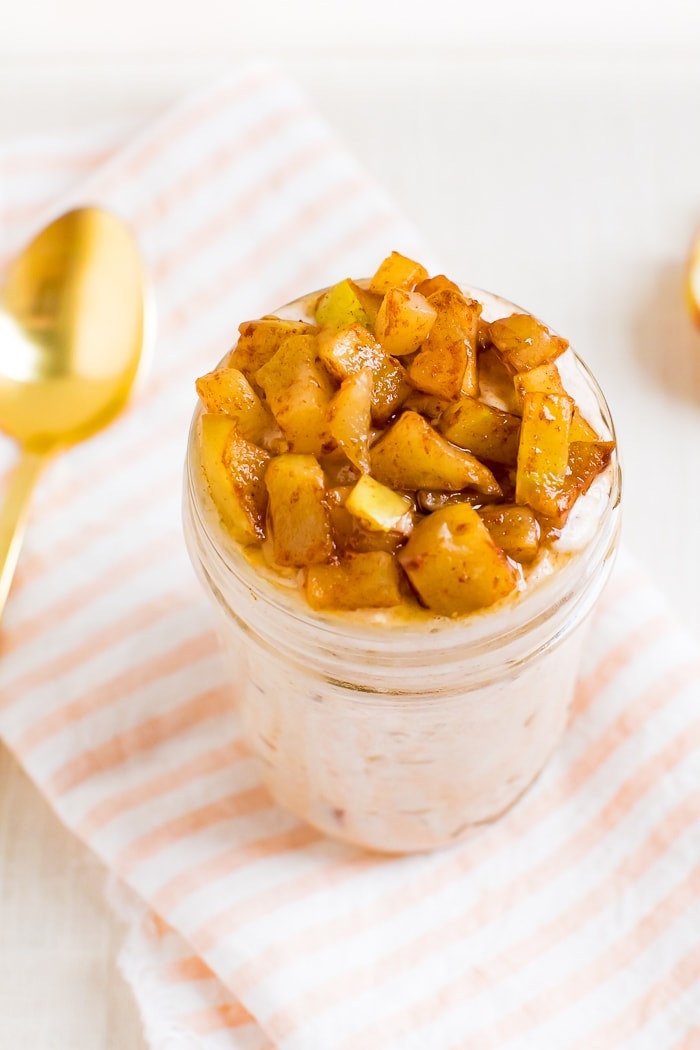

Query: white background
3;0;700;54
2;2;700;1047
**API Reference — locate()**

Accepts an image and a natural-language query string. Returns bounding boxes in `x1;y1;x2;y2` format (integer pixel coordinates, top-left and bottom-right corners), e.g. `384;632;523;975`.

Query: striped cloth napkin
1;62;699;1050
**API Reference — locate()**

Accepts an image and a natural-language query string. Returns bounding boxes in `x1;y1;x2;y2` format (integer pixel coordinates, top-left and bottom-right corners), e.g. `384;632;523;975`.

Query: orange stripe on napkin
16;630;219;755
50;686;233;796
567;944;700;1050
76;740;248;838
115;786;273;876
152;824;322;914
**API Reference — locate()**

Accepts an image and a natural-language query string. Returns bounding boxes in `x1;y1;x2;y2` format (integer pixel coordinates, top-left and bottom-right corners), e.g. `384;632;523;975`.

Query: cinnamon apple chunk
256;334;334;455
415;274;461;298
326;368;372;473
369;251;429;294
398;504;518;615
370;411;501;495
196;367;273;444
265;454;333;566
318;323;409;424
569;410;599;442
199;414;270;545
306;551;403;610
401;391;451;423
374;288;436;356
229;317;317;380
490;314;568;374
438;396;521;466
515;392;574;517
513;360;597;439
315;278;375;331
477;505;540;564
345;474;413;534
513;360;566;405
546;440;616;527
407;290;480;400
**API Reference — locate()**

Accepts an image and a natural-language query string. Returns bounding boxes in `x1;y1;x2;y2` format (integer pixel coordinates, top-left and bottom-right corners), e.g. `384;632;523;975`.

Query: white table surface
1;48;700;1048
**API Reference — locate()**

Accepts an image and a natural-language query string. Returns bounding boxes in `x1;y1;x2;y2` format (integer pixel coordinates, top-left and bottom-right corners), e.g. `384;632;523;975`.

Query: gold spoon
0;207;152;621
687;232;700;328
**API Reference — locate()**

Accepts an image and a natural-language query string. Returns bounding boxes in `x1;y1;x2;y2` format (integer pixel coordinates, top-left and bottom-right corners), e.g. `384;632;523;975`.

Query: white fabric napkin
1;62;699;1050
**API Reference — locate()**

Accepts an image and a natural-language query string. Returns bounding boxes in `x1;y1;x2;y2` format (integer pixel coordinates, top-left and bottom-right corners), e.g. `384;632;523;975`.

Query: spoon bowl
687;229;700;329
0;207;151;618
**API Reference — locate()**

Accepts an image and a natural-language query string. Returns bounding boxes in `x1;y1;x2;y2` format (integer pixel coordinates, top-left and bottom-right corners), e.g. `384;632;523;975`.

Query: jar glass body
183;287;621;853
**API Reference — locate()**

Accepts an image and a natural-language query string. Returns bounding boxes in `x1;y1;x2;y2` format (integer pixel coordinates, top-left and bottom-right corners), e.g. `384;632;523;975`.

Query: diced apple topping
256;334;333;455
438;396;521;466
318;323;409;424
265;454;333;566
345;474;413;534
374;288;436;356
398;504;518;616
326;368;372;473
370;411;501;494
477;505;541;564
199;414;269;545
369;251;429;294
306;551;403;610
195;252;615;615
415;274;461;298
515;392;574;518
196;368;273;445
489;313;568;374
315;278;374;331
228;317;316;381
407;290;480;400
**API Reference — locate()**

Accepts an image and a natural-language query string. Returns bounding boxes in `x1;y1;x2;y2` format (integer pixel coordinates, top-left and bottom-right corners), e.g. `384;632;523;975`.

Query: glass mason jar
183;287;621;854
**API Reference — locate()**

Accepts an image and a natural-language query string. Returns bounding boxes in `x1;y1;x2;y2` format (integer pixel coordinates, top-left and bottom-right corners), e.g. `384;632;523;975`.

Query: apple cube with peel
477;505;541;564
374;288;436;356
265;454;333;567
306;554;405;613
326;368;373;473
515;392;574;517
513;360;598;440
256;334;334;455
438;396;521;466
198;414;270;545
546;440;616;527
229;317;317;381
415;274;461;298
345;474;413;534
369;251;429;294
399;504;518;616
314;278;375;331
347;280;383;325
196;367;273;445
306;551;403;610
569;410;599;441
407;290;480;400
318;323;409;424
513;360;566;405
370;411;501;495
489;313;568;374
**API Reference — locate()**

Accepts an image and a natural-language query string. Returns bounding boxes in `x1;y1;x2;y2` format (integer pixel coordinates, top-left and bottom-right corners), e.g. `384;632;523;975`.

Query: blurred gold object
0;207;152;621
687;232;700;326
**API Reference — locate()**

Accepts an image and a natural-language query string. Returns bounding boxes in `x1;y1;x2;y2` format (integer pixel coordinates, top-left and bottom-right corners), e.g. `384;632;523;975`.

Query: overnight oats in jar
183;252;621;853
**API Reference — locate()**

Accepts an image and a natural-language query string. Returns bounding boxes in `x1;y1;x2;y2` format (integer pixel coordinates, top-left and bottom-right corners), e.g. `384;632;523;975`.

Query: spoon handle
0;450;46;623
